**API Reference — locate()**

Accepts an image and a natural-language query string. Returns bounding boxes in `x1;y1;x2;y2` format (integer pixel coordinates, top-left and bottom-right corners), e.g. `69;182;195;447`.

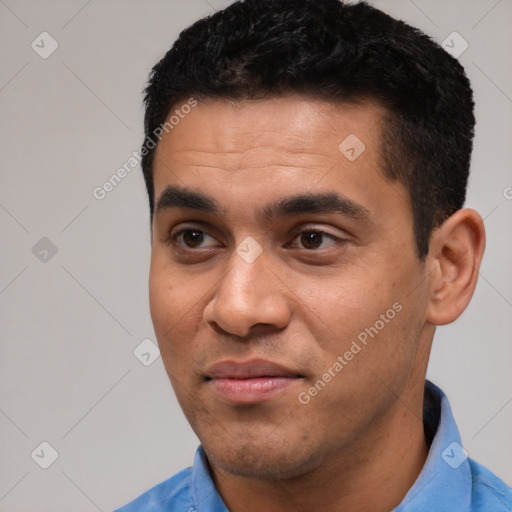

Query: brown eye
295;230;339;250
300;231;323;249
173;229;217;249
182;230;205;248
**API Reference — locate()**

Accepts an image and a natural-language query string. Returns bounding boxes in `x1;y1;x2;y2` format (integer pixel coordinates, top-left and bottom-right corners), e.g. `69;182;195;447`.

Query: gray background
0;1;511;511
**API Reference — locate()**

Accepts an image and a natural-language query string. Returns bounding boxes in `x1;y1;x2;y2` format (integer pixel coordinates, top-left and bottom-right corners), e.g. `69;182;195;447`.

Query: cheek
303;277;386;343
148;257;209;373
148;259;189;358
148;251;195;329
306;259;422;369
148;263;172;335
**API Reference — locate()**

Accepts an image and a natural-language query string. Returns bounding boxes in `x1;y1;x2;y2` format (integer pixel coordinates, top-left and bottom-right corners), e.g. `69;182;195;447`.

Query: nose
203;243;292;339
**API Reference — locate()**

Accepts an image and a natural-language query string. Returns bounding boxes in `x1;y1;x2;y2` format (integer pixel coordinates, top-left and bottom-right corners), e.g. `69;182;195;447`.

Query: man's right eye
171;229;219;249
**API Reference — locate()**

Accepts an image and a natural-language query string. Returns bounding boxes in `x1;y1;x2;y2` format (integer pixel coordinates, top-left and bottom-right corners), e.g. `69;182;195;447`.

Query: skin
149;96;485;512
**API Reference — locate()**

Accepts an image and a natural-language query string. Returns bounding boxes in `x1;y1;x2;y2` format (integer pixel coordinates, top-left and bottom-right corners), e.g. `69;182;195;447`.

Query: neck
210;378;429;512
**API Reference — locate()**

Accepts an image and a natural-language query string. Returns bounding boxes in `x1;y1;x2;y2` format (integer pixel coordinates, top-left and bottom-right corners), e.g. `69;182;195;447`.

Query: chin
203;436;323;480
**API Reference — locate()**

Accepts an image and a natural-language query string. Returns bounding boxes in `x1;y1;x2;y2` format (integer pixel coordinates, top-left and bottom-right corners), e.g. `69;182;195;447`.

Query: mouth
205;359;303;404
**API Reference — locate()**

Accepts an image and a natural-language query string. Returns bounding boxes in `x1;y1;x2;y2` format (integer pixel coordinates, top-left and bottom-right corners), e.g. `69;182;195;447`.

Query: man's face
149;96;432;479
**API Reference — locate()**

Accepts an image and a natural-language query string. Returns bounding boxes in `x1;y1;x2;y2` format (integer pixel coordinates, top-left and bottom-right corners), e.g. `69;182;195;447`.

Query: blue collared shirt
113;381;512;511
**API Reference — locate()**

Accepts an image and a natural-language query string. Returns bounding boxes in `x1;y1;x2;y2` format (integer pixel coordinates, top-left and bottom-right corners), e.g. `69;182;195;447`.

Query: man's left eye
289;230;341;250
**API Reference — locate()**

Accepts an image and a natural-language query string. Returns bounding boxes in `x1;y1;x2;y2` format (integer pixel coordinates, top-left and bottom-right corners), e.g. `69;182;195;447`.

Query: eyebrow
156;185;220;215
155;185;373;224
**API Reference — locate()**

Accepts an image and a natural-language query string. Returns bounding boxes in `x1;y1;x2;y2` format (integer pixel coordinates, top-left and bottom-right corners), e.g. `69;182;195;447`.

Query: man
114;0;511;510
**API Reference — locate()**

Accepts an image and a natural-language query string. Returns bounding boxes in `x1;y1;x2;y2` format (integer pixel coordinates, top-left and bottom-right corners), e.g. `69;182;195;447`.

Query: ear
426;208;486;326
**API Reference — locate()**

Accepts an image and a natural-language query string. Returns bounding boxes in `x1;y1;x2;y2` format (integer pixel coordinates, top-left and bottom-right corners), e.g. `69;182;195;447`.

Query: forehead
151;96;410;228
154;95;385;171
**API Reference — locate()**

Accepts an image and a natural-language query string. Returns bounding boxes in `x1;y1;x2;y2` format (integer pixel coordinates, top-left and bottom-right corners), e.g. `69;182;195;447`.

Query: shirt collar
191;445;229;512
190;380;471;512
394;380;471;511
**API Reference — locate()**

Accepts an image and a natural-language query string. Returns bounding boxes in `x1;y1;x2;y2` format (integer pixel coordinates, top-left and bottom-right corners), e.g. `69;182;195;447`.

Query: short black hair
141;0;475;258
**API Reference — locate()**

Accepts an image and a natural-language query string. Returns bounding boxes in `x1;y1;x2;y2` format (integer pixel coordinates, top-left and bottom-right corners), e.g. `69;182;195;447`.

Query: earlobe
426;208;486;326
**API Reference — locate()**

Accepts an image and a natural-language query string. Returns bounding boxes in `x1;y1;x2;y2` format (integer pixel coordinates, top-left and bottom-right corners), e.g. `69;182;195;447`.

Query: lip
205;359;302;404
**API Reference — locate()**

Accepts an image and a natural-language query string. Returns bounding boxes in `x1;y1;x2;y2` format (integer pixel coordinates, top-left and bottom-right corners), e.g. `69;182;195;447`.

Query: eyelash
169;227;343;251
